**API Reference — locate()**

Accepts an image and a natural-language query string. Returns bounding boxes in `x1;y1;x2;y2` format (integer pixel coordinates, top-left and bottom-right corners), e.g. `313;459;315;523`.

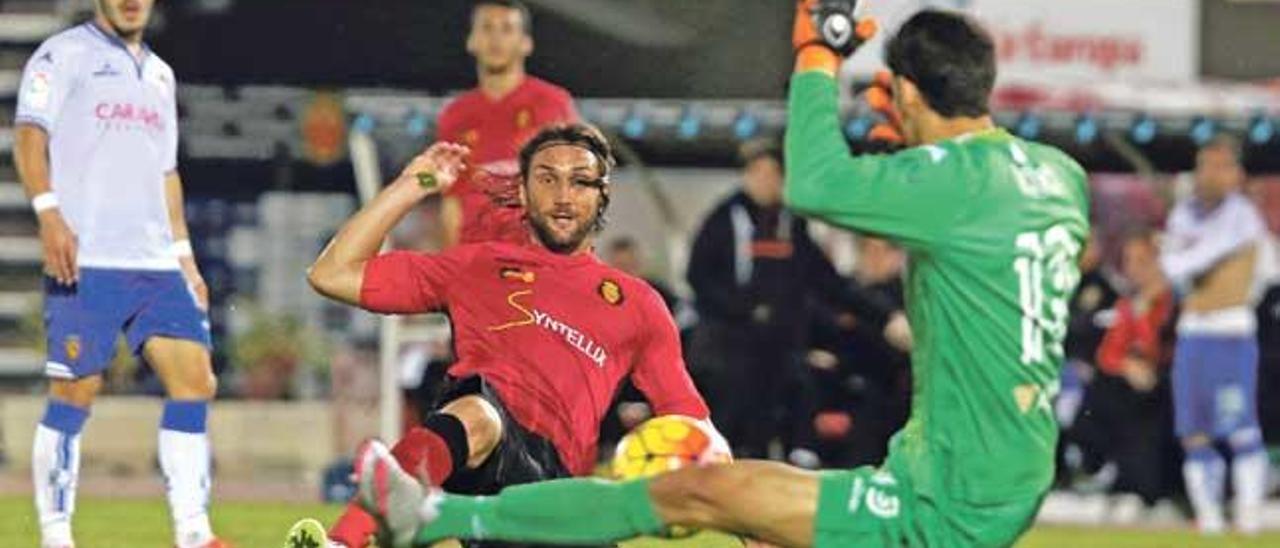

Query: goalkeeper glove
793;0;878;75
864;70;904;146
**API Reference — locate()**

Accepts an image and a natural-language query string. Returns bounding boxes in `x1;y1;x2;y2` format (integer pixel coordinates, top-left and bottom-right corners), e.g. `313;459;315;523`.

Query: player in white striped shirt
13;1;227;546
1161;135;1269;536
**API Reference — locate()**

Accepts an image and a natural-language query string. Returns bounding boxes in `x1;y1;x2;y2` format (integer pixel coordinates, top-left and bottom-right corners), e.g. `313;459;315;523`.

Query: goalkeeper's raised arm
784;2;1004;250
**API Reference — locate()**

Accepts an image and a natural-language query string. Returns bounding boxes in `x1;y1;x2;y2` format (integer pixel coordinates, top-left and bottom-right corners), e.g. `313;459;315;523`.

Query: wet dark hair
518;123;616;231
473;0;532;35
886;10;996;118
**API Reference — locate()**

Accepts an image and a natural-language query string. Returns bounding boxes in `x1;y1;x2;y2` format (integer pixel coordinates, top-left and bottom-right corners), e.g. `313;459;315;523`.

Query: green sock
415;477;665;544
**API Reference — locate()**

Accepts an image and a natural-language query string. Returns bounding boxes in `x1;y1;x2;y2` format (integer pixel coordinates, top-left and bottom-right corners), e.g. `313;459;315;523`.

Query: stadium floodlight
677;106;702;141
1189;116;1216;146
734;110;760;140
1074;114;1099;145
1129;114;1157;145
1249;114;1275;145
622;109;647;140
351;113;377;134
1015;112;1041;141
844;115;874;141
405;110;429;138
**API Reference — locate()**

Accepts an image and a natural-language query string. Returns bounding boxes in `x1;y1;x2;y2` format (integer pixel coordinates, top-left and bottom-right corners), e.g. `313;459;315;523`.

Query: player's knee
1228;427;1264;455
193;372;218;399
50;376;104;408
441;396;503;467
165;364;217;400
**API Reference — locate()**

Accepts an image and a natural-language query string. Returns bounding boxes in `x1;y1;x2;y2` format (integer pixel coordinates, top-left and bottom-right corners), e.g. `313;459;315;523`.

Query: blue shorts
1171;334;1259;440
44;268;210;380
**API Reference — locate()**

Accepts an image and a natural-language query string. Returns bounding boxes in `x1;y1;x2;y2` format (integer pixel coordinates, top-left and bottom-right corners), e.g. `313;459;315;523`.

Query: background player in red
438;0;578;247
295;124;716;548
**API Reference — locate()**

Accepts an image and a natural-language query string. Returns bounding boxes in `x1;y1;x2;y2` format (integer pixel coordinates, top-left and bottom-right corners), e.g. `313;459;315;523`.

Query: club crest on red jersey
598;279;624;306
515;107;532;129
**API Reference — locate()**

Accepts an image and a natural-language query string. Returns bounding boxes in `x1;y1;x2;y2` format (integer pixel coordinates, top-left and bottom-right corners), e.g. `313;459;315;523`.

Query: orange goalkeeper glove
864;69;904;145
793;0;878;76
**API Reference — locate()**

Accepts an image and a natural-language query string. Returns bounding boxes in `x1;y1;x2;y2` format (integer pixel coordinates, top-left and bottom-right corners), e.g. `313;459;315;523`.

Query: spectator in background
1057;232;1121;484
604;236;694;331
436;0;578;247
1088;230;1179;517
1066;232;1122;371
811;236;911;468
685;138;905;466
1162;135;1269;535
1245;179;1280;445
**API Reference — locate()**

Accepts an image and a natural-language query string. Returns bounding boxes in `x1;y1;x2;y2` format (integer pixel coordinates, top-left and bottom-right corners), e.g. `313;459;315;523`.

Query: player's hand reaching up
37;209;78;285
863;70;905;146
793;0;878;75
396;142;470;196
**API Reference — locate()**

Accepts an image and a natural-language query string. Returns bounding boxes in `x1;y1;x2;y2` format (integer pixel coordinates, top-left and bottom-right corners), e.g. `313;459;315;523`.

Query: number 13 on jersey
1014;224;1081;365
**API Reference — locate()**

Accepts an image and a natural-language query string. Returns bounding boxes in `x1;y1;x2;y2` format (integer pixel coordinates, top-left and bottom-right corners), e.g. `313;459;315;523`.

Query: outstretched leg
329;395;503;547
356;440;821;547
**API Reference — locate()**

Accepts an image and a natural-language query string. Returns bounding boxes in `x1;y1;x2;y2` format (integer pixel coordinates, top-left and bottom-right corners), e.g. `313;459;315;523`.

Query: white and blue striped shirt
17;23;180;270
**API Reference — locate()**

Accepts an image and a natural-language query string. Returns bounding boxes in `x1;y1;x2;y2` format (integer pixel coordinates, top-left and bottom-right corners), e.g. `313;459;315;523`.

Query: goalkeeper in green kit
348;3;1089;547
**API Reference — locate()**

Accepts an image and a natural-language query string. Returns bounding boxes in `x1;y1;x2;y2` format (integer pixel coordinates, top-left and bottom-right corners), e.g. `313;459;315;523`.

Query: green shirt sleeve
784;71;964;251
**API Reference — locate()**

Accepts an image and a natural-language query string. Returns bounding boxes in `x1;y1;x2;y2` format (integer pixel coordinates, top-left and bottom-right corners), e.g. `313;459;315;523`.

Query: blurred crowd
1054;136;1280;527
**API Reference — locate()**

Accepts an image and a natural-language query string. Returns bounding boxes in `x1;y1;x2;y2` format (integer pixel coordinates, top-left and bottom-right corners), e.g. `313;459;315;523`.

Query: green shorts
814;465;1043;548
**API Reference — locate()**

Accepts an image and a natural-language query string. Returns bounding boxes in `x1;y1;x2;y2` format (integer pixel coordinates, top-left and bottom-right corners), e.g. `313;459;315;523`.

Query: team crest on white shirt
23;71;52;110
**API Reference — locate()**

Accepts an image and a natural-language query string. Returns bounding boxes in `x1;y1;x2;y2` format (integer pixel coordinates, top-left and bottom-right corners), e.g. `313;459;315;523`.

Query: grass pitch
1;495;1278;547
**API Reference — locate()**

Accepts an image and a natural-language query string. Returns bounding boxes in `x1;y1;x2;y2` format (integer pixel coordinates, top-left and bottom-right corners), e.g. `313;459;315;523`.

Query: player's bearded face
522;145;606;255
97;0;154;39
468;6;532;73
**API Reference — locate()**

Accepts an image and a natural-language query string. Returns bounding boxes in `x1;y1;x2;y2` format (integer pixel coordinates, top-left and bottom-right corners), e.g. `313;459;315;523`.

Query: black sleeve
687;204;752;321
795;219;895;331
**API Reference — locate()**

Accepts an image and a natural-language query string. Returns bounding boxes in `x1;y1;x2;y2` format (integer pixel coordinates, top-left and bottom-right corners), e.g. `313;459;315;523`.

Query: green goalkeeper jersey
785;72;1089;504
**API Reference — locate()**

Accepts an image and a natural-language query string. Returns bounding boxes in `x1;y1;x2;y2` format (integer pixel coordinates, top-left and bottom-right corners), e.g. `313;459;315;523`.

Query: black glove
804;0;867;57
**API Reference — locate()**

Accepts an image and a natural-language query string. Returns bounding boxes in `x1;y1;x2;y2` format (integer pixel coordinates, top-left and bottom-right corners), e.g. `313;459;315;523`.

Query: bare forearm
164;171;191;241
14;125;52;198
441;195;462;248
17;123;78;284
309;181;430;304
310;141;468;305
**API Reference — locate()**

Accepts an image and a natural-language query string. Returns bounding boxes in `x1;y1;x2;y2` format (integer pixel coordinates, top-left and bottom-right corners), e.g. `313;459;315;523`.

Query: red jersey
360;242;708;475
1096;291;1175;375
436;77;578;245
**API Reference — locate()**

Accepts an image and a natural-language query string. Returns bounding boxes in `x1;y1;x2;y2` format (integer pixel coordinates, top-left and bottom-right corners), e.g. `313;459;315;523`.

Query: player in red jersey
295;124;716;548
438;0;578;247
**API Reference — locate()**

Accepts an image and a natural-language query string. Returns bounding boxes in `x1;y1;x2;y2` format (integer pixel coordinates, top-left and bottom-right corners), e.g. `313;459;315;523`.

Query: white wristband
170;239;194;258
31;192;58;213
